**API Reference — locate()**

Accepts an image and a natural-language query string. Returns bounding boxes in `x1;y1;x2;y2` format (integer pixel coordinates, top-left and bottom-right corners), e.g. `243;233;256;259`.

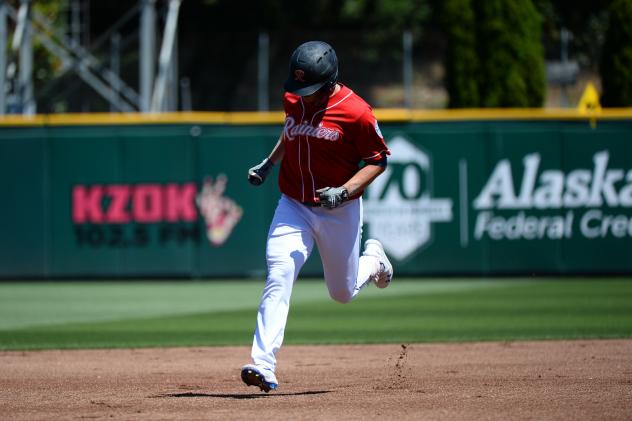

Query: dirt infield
1;340;631;420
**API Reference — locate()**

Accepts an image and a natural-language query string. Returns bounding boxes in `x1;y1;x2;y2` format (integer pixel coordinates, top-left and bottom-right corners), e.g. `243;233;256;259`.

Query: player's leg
314;198;381;303
245;195;314;390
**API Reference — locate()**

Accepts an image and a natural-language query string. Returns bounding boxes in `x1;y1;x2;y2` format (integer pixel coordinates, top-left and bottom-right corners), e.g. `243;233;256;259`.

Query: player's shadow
160;390;331;400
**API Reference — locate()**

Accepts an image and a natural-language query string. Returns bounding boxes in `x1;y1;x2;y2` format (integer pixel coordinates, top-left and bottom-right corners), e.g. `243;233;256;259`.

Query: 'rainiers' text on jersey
279;84;390;204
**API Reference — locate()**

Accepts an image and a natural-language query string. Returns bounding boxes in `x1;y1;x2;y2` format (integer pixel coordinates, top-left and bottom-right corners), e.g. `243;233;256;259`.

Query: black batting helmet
284;41;338;96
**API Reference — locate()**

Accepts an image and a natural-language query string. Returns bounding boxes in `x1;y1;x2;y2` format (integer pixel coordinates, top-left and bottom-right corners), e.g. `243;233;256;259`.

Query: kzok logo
72;176;242;248
73;183;198;224
364;136;453;260
196;175;243;246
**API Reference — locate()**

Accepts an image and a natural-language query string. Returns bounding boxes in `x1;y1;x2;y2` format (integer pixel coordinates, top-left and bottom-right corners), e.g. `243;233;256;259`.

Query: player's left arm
317;109;389;209
343;160;386;197
345;109;389;196
316;159;386;209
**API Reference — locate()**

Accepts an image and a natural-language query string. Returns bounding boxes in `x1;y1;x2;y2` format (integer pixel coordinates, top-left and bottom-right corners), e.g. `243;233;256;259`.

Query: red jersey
279;84;390;204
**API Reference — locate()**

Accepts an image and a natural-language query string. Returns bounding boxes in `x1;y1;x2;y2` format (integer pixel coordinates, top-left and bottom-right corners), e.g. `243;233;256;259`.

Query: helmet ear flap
328;69;339;89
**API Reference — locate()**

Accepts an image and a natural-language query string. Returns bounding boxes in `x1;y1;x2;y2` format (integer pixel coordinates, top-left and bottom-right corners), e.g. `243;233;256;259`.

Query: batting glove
316;186;349;209
248;158;274;186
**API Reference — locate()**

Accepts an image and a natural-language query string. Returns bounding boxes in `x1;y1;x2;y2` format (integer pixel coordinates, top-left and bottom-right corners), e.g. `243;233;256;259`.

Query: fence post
258;32;269;111
403;30;413;109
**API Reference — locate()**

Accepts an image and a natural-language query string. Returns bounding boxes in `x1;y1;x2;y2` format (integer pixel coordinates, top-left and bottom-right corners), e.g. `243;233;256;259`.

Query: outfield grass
0;279;631;350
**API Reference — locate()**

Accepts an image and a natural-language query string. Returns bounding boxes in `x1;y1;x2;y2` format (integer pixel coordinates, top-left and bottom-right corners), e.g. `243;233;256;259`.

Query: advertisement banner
366;123;632;275
1;118;631;278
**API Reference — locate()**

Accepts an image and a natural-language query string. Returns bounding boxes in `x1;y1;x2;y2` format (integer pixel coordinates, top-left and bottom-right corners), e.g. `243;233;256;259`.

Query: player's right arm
247;132;285;186
266;132;285;165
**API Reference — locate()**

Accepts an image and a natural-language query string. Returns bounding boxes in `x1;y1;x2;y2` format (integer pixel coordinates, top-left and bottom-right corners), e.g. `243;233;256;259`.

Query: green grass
0;279;631;350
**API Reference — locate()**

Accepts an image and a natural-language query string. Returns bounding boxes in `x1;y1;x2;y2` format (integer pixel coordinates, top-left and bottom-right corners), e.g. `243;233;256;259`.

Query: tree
443;0;546;107
600;0;632;106
443;0;479;107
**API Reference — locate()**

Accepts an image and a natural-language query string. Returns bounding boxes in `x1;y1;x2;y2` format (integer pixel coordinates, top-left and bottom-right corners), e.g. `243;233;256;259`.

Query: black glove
247;158;274;186
316;186;349;209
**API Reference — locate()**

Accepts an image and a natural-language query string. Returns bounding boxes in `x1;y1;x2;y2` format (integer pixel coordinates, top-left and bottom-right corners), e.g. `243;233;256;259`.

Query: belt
302;201;321;207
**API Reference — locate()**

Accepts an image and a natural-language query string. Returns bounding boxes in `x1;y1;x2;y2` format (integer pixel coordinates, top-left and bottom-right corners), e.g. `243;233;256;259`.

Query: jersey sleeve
282;92;292;116
354;108;390;164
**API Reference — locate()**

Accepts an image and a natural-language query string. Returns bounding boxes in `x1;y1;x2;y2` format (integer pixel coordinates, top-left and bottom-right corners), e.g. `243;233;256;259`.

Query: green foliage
600;0;632;106
443;0;479;107
199;0;430;62
32;1;66;81
341;0;431;39
534;0;611;69
443;0;546;108
5;1;65;106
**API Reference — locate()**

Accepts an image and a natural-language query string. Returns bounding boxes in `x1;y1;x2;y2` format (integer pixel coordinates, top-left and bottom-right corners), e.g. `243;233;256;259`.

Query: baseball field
1;278;631;419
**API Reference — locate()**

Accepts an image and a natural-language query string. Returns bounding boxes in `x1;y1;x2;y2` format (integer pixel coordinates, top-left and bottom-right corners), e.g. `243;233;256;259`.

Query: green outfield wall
1;110;631;278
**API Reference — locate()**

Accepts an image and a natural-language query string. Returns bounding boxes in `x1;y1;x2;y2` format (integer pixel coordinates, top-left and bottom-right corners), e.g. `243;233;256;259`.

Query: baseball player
241;41;393;392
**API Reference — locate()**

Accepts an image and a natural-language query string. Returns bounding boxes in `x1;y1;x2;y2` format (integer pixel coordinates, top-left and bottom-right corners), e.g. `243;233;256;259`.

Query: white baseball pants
250;194;379;373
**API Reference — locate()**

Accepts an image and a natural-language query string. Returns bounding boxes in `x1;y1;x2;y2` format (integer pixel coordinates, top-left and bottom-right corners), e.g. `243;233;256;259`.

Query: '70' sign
364;136;453;261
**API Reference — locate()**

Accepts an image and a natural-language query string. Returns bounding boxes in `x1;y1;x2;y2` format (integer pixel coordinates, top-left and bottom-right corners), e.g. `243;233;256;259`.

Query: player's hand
316;186;349;209
248;158;274;186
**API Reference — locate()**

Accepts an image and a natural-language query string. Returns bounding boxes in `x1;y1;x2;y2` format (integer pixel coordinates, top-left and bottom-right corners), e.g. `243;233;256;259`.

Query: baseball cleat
241;364;278;393
363;239;393;289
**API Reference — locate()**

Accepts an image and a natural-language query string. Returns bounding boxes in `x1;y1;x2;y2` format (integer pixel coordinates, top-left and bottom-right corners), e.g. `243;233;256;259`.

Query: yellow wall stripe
0;108;631;127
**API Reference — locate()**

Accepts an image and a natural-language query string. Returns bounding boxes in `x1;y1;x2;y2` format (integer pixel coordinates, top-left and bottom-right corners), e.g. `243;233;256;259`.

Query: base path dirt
1;340;631;420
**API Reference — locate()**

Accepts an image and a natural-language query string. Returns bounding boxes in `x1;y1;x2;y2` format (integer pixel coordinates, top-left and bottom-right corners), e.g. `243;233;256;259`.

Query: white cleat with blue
241;364;279;393
363;239;393;289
